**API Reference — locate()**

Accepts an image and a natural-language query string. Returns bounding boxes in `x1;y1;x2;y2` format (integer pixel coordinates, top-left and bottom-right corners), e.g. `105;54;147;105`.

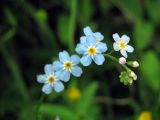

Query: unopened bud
133;74;137;80
119;57;126;65
133;61;139;68
129;79;133;84
129;71;137;80
129;71;135;77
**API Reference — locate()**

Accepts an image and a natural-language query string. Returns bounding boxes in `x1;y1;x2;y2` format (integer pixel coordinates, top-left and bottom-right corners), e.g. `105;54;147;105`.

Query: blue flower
53;51;83;82
112;33;134;58
80;26;104;44
37;64;64;94
76;35;107;66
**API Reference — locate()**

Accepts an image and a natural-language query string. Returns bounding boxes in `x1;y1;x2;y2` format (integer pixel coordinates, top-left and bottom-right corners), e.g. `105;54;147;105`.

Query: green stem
103;53;129;71
36;94;46;120
68;0;77;53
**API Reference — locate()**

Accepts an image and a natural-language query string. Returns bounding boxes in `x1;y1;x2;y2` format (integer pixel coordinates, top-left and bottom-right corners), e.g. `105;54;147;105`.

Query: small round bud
129;79;133;84
133;61;139;68
133;74;137;80
129;71;135;77
119;57;126;65
129;71;137;80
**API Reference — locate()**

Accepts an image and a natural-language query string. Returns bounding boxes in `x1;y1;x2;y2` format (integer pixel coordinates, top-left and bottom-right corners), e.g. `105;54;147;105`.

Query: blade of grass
0;46;30;103
68;0;77;53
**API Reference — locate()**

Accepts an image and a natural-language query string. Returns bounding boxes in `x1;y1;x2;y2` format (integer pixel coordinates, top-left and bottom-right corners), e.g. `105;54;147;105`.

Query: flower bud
129;71;135;77
133;74;137;80
129;79;133;84
129;71;137;80
133;61;139;68
119;57;126;65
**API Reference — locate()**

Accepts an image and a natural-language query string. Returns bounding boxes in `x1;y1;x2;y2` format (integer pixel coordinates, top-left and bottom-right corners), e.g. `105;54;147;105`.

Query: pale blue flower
53;51;82;82
76;35;107;66
37;64;64;94
112;33;134;58
80;26;104;44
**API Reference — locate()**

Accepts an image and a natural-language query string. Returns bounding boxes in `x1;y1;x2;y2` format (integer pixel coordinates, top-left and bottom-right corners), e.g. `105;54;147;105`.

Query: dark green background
0;0;160;120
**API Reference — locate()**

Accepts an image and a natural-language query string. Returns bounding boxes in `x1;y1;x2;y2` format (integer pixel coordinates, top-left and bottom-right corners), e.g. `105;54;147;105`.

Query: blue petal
76;44;87;54
37;74;47;83
120;49;128;58
53;81;64;92
71;55;80;65
44;64;54;75
59;51;70;62
42;84;52;94
71;66;83;77
53;61;63;71
83;26;93;36
93;32;104;41
59;70;70;82
80;36;87;44
96;42;108;53
80;55;92;66
93;54;105;65
86;36;96;46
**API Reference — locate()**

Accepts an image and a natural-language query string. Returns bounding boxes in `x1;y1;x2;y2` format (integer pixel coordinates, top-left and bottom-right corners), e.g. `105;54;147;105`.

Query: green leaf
134;20;154;52
39;104;77;120
145;0;160;25
0;29;16;45
112;0;142;21
4;7;17;27
76;82;98;115
58;14;69;45
77;0;93;25
140;51;160;91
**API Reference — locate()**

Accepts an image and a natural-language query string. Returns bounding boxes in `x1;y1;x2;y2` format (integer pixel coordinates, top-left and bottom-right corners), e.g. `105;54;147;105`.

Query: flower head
119;70;137;85
53;51;82;82
80;26;104;44
76;36;107;66
138;111;152;120
112;33;134;58
37;64;64;94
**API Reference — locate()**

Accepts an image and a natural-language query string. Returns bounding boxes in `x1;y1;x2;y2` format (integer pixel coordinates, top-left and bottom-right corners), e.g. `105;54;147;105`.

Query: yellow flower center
47;75;56;83
118;41;126;49
138;111;152;120
67;88;81;101
87;46;97;55
64;61;73;70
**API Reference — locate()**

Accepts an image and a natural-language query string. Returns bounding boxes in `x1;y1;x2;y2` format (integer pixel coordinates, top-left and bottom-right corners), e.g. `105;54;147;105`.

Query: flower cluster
37;26;138;94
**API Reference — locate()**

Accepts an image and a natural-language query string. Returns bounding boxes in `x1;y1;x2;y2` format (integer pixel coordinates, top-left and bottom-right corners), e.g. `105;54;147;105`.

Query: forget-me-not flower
76;35;107;66
112;33;134;58
80;26;104;44
53;51;82;82
37;64;64;94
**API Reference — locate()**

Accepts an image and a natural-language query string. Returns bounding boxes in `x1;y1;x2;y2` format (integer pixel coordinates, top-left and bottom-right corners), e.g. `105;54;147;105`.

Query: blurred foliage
0;0;160;120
